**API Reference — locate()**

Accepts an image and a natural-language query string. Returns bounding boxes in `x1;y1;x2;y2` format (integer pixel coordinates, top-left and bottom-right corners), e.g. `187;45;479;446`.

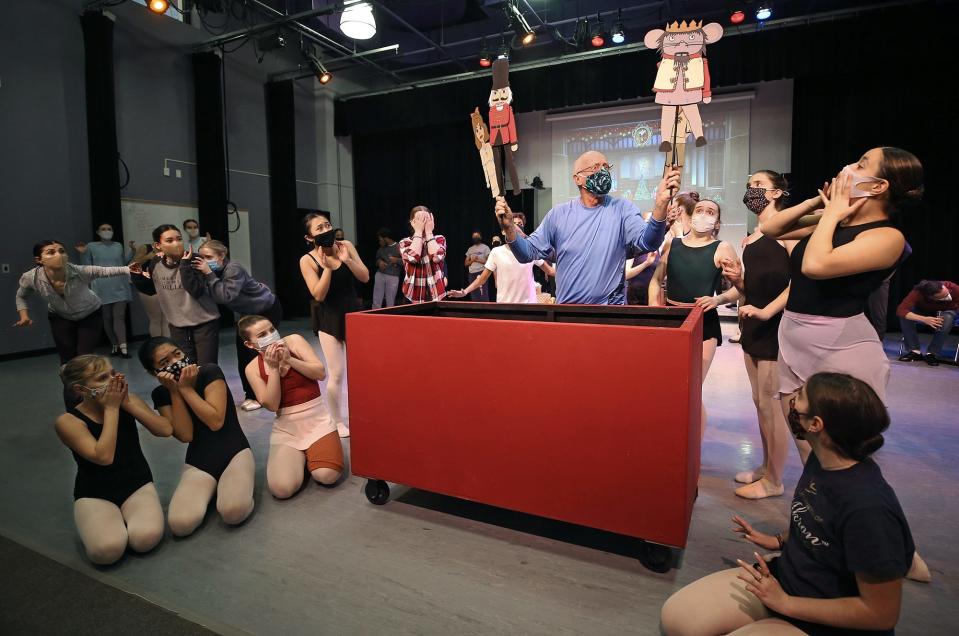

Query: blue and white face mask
584;168;612;196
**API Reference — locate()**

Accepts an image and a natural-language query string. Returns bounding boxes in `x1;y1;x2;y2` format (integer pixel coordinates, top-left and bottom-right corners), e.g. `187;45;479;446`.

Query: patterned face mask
156;357;194;380
788;397;808;440
583;168;612;196
742;187;770;214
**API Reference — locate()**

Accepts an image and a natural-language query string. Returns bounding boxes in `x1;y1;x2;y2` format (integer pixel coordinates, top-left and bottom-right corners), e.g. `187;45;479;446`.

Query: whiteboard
120;198;252;274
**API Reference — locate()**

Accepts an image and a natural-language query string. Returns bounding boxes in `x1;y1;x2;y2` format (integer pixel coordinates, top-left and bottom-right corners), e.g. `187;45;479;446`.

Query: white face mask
255;330;282;351
941;293;953;302
690;213;717;234
840;164;885;199
186;228;199;239
98;230;114;241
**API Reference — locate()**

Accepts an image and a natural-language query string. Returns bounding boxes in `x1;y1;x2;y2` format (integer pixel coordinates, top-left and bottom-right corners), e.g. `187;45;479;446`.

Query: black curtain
266;80;307;316
353;122;512;296
80;12;121;240
336;4;948;137
192;52;229;246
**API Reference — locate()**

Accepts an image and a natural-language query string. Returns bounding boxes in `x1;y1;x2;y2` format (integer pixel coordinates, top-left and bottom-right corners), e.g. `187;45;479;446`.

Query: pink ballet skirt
777;310;890;404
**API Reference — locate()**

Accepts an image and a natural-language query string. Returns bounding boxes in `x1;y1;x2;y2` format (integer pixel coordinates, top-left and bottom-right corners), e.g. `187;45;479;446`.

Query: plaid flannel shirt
399;235;447;303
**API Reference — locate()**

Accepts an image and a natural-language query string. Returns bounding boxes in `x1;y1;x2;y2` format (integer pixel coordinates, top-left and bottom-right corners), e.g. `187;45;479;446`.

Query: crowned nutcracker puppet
644;19;724;175
488;58;521;196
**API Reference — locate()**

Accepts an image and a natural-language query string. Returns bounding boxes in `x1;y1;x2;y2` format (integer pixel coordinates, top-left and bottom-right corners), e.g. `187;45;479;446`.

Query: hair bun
903;186;924;201
853;434;885;461
689;192;701;201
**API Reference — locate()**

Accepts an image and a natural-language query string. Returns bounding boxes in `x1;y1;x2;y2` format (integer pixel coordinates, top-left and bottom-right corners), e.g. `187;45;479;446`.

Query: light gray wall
0;0;343;356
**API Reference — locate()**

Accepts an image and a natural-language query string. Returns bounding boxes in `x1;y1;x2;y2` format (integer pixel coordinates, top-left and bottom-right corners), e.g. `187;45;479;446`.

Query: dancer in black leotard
139;337;254;537
56;355;172;564
722;170;796;500
298;211;369;438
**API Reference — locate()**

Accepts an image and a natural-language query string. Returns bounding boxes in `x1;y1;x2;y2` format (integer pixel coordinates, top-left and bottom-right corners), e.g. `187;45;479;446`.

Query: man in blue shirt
497;151;680;304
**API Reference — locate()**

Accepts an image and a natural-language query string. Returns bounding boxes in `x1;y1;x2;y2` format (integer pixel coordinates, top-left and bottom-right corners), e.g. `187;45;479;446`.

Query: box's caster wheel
365;479;390;505
637;541;672;573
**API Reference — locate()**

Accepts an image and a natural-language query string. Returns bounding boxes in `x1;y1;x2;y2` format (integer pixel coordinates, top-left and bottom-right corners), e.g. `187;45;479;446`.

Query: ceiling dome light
340;2;376;40
147;0;169;14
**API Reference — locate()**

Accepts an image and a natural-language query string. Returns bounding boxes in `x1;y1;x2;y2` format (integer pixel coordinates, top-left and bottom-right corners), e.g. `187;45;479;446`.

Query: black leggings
236;299;283;400
49;310;103;363
49;309;103;408
169;319;220;365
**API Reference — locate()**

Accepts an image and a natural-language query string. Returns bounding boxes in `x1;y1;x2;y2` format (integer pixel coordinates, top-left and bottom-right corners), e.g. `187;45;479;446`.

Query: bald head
572;151;609;176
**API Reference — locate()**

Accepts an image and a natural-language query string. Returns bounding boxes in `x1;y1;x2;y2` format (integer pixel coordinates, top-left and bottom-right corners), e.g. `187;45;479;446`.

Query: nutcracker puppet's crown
491;59;510;89
665;20;702;33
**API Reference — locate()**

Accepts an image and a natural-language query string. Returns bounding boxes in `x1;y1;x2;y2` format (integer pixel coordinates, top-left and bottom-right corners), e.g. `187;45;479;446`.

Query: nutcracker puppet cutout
471;107;500;199
488;59;521;195
644;20;724;163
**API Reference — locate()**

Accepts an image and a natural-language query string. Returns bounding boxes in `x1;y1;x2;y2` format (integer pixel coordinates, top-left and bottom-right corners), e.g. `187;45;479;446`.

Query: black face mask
743;187;772;215
787;405;806;440
472;237;482;245
491;239;502;247
313;229;336;248
156;357;194;381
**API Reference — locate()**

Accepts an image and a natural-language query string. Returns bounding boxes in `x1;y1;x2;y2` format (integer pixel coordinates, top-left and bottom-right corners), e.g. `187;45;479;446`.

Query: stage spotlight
306;53;333;85
573;18;588;50
611;9;625;44
478;39;492;67
756;4;772;21
147;0;169;14
340;1;376;40
590;13;606;47
730;10;746;25
504;0;536;46
256;32;286;52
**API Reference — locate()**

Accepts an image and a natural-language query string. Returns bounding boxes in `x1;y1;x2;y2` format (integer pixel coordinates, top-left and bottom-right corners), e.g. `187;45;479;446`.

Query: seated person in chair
896;279;958;366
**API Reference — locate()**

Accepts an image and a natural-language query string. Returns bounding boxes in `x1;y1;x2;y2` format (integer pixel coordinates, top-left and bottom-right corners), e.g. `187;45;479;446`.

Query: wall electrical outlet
163;167;171;177
175;169;182;178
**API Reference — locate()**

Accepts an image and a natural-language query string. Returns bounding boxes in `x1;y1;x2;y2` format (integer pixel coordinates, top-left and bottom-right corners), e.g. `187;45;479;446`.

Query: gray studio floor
0;319;956;635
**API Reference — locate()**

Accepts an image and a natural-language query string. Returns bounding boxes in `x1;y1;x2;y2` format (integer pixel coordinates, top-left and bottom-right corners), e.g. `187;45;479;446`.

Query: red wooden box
347;302;703;551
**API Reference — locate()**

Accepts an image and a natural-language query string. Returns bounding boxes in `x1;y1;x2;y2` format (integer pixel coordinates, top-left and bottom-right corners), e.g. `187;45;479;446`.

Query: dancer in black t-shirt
661;373;914;636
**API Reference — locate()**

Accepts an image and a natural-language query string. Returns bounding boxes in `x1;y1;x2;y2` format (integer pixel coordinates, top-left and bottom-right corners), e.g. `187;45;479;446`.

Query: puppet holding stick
471;108;501;199
644;20;724;155
488;59;521;196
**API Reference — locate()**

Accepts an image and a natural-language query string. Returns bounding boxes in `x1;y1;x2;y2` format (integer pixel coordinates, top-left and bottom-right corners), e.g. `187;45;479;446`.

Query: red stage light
591;34;605;47
479;57;492;68
730;10;746;24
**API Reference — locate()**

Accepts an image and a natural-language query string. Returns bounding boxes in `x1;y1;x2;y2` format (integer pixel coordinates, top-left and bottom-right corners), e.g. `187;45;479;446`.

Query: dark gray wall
0;0;93;355
1;0;322;356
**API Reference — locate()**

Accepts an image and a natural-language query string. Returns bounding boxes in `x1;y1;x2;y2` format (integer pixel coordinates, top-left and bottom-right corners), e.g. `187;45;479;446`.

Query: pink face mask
840;164;885;199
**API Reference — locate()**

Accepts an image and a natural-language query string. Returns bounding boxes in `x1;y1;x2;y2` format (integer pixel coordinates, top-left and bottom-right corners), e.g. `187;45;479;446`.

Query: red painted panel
347;303;702;548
